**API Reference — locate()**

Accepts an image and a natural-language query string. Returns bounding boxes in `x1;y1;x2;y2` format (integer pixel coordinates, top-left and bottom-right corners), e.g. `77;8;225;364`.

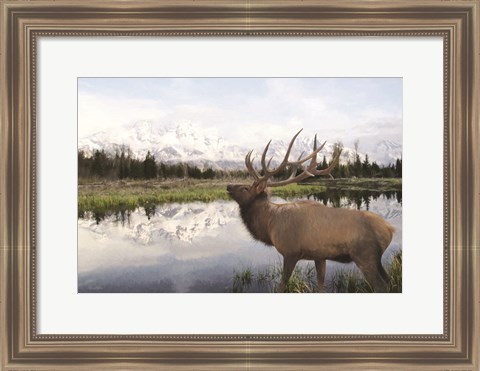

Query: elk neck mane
238;191;274;246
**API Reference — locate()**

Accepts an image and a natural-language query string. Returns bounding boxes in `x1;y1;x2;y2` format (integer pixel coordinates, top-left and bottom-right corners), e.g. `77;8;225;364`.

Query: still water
78;190;402;293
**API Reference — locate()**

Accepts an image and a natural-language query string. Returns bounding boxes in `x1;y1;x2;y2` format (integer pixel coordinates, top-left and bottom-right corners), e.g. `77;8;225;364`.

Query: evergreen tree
353;154;362;177
129;158;143;179
78;150;91;178
202;167;215;179
173;163;185;178
187;164;202;179
119;149;130;179
321;155;328;169
362;154;371;177
143;151;157;179
382;164;394;178
91;149;108;177
371;161;381;177
395;158;402;178
162;162;169;178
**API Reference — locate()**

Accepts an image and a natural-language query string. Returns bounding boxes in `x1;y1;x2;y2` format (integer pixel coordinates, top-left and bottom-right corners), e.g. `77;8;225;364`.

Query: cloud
78;93;168;137
78;78;402;148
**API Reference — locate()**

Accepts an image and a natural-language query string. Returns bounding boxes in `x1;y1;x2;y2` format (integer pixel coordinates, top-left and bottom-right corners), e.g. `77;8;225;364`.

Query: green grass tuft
328;252;402;293
230;251;402;294
231;263;319;293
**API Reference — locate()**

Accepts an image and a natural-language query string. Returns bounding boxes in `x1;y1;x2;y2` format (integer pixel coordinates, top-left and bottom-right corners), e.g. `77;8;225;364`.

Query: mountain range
78;121;402;169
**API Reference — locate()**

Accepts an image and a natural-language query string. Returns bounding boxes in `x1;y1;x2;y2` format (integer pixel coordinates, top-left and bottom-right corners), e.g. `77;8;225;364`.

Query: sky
78;77;402;150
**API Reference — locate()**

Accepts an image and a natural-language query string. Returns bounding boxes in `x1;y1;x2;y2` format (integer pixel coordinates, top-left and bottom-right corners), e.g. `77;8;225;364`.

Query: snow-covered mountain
369;140;403;165
79;121;247;170
78;120;402;169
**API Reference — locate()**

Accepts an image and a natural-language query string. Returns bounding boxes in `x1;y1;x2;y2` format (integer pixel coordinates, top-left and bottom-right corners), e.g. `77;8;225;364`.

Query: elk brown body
227;129;395;293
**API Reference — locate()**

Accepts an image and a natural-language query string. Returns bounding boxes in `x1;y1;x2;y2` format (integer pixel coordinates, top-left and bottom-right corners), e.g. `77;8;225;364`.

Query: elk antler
244;129;342;187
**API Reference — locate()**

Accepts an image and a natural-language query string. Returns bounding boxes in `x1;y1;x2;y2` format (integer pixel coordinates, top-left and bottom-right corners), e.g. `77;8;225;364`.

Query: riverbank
78;179;325;213
304;177;402;192
78;177;401;213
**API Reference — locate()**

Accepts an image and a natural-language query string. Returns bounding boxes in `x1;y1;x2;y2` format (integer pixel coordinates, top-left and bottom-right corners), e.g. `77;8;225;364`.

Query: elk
227;129;394;293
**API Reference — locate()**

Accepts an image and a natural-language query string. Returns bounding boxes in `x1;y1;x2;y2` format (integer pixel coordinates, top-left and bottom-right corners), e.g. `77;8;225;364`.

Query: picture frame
0;0;478;369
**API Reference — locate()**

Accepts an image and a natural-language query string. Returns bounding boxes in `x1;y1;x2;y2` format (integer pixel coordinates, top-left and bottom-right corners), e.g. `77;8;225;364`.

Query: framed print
1;0;479;370
77;76;403;295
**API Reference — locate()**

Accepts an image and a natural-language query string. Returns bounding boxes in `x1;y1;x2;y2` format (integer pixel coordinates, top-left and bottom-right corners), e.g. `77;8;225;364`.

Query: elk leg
361;267;387;293
314;259;327;292
378;261;389;283
366;271;387;293
279;256;298;293
354;259;388;293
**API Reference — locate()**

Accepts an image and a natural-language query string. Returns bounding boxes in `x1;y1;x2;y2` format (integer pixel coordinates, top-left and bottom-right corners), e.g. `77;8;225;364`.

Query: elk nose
227;184;233;192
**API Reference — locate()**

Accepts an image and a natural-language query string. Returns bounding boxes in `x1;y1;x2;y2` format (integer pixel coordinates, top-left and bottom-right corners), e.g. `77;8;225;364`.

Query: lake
78;190;402;293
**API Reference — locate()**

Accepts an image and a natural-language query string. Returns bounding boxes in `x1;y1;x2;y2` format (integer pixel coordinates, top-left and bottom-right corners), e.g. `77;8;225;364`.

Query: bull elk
227;129;394;293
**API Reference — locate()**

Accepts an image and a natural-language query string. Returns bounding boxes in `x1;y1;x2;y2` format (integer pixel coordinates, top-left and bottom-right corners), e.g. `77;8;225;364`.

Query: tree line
78;149;248;181
78;148;402;181
328;154;402;179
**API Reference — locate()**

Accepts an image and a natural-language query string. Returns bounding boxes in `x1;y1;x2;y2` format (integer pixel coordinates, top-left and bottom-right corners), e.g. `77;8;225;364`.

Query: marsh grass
231;251;402;293
78;188;228;213
78;179;325;213
329;270;373;293
328;251;402;293
386;252;402;293
232;268;254;293
231;263;319;293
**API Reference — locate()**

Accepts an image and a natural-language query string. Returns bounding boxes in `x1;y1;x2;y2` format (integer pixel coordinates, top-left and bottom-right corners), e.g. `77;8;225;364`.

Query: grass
327;252;403;293
78;179;326;213
232;263;318;293
230;252;402;293
78;177;402;213
386;251;403;292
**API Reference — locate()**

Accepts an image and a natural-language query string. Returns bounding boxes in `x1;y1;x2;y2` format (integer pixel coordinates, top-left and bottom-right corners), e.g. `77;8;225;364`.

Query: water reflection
78;191;402;293
308;189;402;210
78;207;135;226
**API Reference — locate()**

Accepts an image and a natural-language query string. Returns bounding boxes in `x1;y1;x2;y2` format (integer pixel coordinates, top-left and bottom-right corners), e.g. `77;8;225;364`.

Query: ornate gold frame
1;0;478;369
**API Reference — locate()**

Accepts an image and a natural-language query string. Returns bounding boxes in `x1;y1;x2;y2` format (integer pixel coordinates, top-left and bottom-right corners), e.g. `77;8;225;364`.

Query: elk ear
254;180;267;193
